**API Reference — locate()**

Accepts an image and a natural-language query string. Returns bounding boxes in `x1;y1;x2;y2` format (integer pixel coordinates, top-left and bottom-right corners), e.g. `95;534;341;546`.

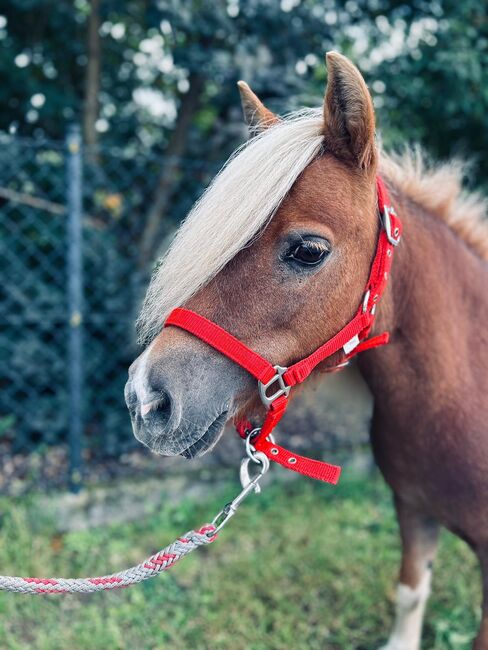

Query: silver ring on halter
245;427;262;462
245;428;276;463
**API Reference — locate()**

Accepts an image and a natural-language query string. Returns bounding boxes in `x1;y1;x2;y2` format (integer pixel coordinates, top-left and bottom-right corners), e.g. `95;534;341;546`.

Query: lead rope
0;437;269;595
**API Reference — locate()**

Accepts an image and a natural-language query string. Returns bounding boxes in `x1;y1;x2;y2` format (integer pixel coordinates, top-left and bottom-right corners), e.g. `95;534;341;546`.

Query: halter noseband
164;176;402;485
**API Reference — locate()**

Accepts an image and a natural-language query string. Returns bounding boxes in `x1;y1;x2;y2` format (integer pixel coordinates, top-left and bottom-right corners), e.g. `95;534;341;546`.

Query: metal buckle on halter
258;365;290;408
381;205;401;246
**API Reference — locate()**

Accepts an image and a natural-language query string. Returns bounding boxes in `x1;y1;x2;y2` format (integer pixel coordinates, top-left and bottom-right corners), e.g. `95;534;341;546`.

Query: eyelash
285;240;329;266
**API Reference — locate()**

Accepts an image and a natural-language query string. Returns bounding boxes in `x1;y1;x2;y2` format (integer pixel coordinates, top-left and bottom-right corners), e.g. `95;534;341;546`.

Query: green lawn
0;474;480;649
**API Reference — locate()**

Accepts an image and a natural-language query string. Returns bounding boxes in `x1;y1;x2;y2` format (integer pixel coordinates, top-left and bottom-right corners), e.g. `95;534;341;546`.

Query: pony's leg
381;496;439;650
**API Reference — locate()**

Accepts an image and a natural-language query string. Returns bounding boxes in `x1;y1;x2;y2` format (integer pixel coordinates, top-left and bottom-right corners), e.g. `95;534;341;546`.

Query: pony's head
125;52;380;458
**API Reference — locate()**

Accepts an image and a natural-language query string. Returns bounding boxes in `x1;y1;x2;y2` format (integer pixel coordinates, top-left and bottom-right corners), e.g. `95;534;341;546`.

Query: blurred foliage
0;0;487;184
374;0;488;185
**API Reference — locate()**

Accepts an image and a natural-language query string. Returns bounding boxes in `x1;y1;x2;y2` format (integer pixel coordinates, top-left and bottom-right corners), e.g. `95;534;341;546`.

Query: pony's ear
237;81;279;134
323;52;376;170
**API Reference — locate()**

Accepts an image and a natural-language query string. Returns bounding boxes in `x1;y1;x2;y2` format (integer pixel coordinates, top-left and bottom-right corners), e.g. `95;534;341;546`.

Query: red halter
164;176;402;485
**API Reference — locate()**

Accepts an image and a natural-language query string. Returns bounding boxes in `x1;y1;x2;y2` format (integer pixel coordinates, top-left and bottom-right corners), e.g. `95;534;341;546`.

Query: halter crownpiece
165;176;402;485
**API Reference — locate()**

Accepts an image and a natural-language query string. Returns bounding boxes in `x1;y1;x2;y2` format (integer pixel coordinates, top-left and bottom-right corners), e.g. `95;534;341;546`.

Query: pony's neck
358;178;488;411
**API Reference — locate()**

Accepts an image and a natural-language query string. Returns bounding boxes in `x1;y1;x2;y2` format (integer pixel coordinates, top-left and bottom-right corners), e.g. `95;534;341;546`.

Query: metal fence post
66;124;84;492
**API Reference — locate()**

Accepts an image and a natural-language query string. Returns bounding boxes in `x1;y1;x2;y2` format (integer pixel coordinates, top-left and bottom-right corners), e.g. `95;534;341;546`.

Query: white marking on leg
381;570;432;650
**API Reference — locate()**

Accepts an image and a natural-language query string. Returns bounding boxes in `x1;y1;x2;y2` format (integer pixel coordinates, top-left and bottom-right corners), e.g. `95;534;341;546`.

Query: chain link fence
0;126;221;489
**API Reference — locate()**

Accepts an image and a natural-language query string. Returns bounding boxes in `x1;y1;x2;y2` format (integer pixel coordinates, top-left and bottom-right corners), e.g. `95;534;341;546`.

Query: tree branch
138;72;205;270
83;0;102;163
0;187;103;229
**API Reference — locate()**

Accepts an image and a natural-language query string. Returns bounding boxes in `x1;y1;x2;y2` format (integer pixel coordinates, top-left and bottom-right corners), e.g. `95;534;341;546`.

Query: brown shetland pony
125;52;488;648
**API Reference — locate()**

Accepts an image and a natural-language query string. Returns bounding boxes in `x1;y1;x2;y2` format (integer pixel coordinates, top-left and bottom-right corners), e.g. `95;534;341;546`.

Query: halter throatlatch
165;176;402;485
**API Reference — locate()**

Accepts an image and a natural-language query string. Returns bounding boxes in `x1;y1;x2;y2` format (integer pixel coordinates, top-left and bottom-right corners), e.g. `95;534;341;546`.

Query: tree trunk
138;72;205;270
83;0;101;164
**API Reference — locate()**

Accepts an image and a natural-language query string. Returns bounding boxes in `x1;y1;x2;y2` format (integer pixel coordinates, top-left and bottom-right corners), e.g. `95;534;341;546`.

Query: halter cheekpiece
165;176;402;485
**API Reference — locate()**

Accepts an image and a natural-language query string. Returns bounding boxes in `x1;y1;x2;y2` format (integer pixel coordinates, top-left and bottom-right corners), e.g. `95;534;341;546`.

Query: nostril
141;391;172;425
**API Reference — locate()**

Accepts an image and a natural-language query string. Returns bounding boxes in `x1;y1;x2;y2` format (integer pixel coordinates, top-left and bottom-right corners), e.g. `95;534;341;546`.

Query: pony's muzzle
124;334;243;457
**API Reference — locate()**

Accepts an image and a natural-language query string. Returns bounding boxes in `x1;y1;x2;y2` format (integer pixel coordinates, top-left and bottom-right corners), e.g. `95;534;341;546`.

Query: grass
0;473;481;649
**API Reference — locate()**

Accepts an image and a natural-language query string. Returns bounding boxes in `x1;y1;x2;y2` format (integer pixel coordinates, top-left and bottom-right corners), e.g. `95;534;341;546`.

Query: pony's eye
288;241;328;266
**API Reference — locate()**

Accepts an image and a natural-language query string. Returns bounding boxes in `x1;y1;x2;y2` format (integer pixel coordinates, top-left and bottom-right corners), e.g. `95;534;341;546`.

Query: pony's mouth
180;411;228;459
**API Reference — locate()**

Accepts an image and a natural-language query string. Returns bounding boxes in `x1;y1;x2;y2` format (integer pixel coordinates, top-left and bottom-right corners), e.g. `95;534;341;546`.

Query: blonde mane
137;109;325;343
137;111;488;344
380;148;488;260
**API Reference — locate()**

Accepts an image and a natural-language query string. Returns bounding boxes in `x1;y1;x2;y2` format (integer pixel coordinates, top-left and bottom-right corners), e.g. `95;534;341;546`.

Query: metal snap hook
239;452;270;493
209;450;270;536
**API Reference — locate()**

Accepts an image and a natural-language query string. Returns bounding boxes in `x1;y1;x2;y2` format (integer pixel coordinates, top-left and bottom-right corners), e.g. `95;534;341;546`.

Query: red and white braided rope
0;438;270;595
0;524;216;594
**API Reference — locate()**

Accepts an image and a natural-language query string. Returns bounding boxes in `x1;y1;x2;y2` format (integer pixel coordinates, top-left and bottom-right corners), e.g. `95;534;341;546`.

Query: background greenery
2;1;487;235
0;474;480;649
